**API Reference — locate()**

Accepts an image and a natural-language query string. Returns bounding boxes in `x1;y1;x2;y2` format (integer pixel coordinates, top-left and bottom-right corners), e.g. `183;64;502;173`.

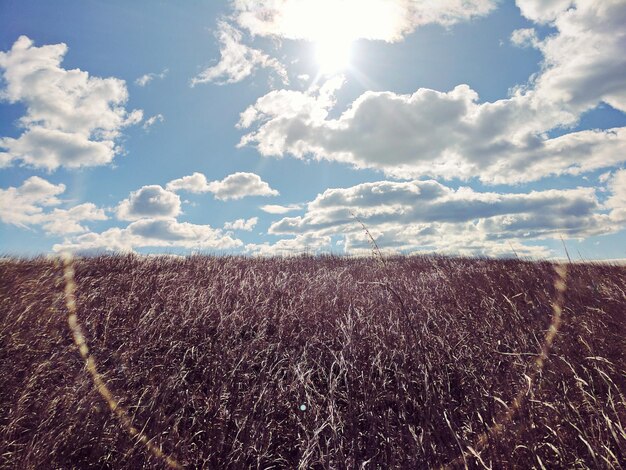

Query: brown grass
0;254;625;468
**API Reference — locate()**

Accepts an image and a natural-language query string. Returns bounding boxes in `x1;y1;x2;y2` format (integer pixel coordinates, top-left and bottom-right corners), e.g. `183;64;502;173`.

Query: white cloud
42;204;108;235
116;185;181;221
526;0;626;114
166;172;211;193
510;28;539;48
43;170;626;257
239;82;626;183
342;230;554;259
54;218;242;253
0;176;65;228
256;179;620;257
143;114;165;130
246;233;331;256
270;179;610;237
237;1;626;184
605;169;626;223
167;171;279;200
260;203;302;214
233;0;498;43
191;21;288;86
516;0;574;23
55;179;250;253
0;176;107;235
207;172;279;200
224;217;258;231
0;127;116;170
0;36;142;170
135;69;168;87
237;75;344;130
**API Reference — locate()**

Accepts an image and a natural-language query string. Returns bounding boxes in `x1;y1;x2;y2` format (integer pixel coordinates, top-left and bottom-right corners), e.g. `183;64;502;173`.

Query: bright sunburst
315;37;353;74
275;0;403;75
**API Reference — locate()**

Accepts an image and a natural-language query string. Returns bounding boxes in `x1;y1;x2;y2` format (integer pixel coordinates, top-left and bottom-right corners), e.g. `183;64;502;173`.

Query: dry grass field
1;254;625;468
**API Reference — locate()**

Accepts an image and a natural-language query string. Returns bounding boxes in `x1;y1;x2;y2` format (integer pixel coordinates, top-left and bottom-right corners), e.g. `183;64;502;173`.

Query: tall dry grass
60;253;182;469
0;254;625;468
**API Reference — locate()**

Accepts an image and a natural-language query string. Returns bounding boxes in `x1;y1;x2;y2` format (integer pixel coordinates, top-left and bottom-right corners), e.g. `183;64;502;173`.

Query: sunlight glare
278;0;404;75
315;38;352;74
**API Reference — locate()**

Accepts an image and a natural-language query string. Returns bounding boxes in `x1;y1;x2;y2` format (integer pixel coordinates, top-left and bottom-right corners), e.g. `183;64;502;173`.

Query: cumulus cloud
237;74;344;128
526;0;626;114
239;81;626;183
207;172;279;200
54;218;242;253
135;69;168;87
167;171;279;200
0;36;142;170
0;176;65;228
0;128;118;170
0;176;107;235
116;185;181;221
233;0;498;42
255;179;620;257
237;1;626;184
270;180;610;237
191;21;288;86
166;172;211;193
224;217;258;231
55;180;249;253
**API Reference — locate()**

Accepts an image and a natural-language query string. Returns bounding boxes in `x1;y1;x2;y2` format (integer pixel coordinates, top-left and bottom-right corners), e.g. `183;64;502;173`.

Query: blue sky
1;0;625;259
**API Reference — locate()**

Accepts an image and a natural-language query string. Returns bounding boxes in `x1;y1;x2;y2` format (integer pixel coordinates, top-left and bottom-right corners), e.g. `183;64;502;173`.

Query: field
0;254;625;469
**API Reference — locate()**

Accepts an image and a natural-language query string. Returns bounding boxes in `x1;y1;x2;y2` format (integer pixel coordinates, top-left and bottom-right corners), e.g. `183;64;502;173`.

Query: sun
276;0;404;75
315;37;353;74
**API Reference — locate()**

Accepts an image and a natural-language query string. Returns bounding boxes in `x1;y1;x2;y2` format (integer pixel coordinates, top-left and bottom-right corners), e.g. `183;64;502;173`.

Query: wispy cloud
246;233;331;256
605;169;626;223
260;203;302;214
191;21;288;86
143;113;165;130
135;68;168;87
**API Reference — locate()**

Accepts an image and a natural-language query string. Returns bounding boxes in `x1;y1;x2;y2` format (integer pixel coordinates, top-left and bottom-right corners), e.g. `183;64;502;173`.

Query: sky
1;0;626;259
